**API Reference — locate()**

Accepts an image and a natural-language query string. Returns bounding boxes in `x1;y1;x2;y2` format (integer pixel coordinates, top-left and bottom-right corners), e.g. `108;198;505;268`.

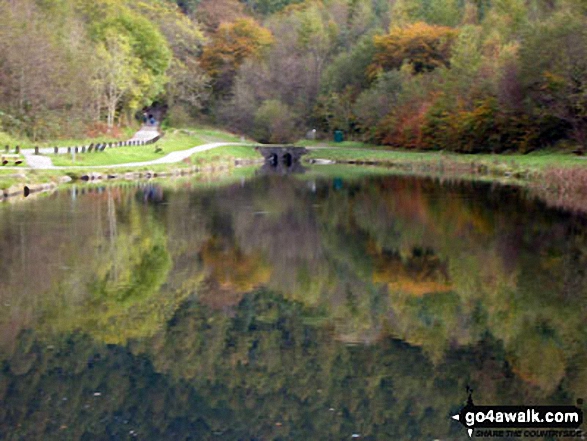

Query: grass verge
49;131;203;167
47;127;247;167
190;145;260;167
305;146;587;212
305;147;587;177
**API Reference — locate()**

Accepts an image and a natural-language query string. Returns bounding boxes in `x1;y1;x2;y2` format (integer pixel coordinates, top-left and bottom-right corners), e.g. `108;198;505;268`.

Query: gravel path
21;152;56;169
16;126;247;170
68;142;245;170
129;125;160;142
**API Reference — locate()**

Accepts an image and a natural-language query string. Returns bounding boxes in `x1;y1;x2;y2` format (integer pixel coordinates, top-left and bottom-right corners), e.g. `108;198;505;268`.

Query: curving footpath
17;126;248;170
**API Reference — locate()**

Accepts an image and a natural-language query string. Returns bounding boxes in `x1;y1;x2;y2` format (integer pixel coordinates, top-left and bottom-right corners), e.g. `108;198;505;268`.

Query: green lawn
0;171;24;191
49;132;207;166
177;126;244;143
306;147;587;174
191;145;260;165
0;131;34;149
0;128;137;150
0;168;58;190
36;135;130;149
49;127;247;167
297;139;384;149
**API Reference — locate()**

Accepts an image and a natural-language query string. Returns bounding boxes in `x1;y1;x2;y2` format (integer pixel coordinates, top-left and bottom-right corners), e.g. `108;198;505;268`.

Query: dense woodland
1;0;586;152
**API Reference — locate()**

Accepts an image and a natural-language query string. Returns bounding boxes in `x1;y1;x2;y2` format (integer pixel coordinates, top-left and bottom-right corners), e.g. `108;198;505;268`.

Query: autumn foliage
369;22;459;77
2;0;587;152
200;18;273;94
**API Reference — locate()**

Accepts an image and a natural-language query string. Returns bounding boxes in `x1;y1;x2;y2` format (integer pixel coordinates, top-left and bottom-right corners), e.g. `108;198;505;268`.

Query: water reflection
257;160;307;175
0;173;586;440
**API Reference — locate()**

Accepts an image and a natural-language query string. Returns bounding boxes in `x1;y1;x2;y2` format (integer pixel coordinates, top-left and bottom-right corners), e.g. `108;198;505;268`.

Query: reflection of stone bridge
256;146;308;173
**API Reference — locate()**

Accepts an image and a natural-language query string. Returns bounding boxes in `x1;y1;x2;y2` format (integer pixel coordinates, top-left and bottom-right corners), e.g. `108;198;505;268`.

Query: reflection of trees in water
107;189;118;278
0;193;178;347
206;176;587;394
371;248;452;297
104;175;587;398
197;236;272;309
0;292;579;440
1;175;587;403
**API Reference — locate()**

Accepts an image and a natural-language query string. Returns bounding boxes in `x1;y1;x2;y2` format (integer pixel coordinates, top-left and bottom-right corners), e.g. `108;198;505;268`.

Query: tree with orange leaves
200;18;273;95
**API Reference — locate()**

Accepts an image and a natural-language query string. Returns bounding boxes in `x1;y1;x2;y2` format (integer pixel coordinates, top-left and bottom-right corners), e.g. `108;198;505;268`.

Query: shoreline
2;131;587;212
0;158;265;201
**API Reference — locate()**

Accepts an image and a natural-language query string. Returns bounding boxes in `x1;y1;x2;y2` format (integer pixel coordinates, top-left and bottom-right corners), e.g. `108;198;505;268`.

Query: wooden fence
2;133;163;159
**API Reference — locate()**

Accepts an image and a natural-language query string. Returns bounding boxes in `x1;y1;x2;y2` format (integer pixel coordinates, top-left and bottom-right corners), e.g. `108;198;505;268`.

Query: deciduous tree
201;18;273;95
369;22;459;77
520;13;587;148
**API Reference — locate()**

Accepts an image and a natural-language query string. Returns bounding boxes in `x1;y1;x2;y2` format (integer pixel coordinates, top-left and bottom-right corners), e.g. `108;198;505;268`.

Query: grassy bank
0;127;249;191
304;144;587;213
305;146;587;177
49;128;242;167
0;128;137;150
3;126;587;212
190;145;260;167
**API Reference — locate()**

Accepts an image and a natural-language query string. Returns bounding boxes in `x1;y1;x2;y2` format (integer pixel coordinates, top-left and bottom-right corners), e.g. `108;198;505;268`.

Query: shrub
422;97;542;153
253;99;298;144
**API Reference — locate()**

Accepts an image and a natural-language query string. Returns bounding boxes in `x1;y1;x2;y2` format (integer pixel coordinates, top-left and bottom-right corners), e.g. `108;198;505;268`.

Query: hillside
1;0;586;153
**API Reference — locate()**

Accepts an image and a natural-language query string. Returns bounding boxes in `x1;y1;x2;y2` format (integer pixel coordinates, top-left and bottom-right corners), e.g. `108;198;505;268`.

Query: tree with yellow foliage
369;22;458;77
201;18;273;95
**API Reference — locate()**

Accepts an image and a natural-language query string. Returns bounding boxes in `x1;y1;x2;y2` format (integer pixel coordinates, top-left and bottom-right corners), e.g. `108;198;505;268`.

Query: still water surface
0;171;586;440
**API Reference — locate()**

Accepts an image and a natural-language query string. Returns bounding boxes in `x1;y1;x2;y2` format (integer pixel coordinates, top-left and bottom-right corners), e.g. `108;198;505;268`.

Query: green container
334;130;344;143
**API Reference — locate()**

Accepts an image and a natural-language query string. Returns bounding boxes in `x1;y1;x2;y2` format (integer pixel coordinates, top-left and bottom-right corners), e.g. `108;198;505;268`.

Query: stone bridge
256;146;308;171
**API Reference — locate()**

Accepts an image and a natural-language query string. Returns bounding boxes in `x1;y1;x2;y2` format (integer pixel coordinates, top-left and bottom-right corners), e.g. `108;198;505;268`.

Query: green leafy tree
136;1;210;117
240;0;305;15
92;8;172;122
94;32;140;129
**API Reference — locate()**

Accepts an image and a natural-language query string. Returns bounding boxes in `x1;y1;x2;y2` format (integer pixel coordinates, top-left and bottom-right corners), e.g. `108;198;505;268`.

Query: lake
0;169;586;440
